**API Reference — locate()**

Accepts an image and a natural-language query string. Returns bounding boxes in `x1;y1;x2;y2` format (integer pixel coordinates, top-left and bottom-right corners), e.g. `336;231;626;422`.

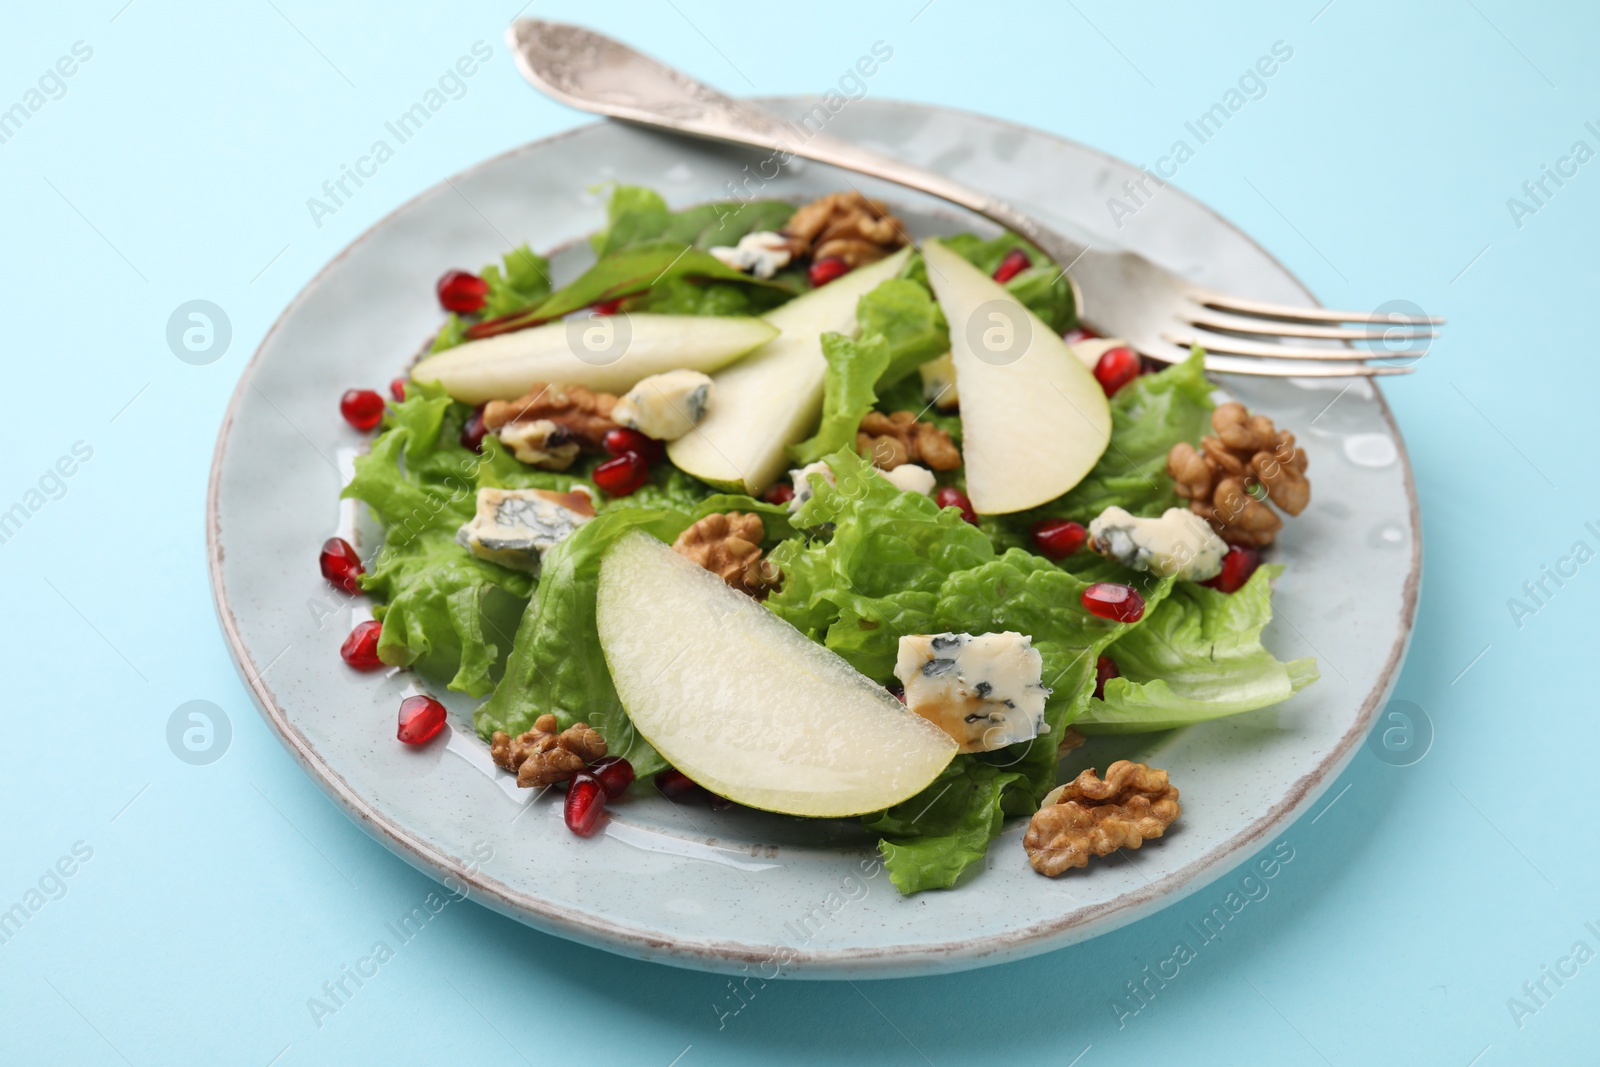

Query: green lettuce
856;276;949;386
1077;565;1318;733
481;244;552;318
863;760;1029;895
475;509;694;776
789;332;892;465
591;185;795;257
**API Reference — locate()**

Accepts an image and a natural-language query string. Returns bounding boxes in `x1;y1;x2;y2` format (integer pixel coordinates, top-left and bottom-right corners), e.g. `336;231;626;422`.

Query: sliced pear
667;247;913;493
922;239;1112;514
410;314;778;403
596;531;957;817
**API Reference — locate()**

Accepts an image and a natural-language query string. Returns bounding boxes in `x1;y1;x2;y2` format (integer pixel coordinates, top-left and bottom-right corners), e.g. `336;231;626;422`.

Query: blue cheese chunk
786;460;836;512
456;487;595;573
611;369;714;441
1087;505;1227;581
894;632;1050;753
707;231;794;279
917;351;959;411
880;463;935;496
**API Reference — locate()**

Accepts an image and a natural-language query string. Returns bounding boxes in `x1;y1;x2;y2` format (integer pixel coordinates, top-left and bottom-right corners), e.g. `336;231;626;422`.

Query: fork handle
507;20;1088;264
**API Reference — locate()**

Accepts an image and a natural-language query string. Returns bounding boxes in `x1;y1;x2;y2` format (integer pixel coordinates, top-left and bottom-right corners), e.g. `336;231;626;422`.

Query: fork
506;20;1439;378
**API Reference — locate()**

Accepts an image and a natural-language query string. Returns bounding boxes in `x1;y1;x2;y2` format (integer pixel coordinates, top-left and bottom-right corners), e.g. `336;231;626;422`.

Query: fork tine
1184;306;1438;343
1195;356;1416;378
1163;331;1428;361
1191;289;1444;326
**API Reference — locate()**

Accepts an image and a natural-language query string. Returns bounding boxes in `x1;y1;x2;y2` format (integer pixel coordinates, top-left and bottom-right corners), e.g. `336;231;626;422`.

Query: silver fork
507;20;1439;378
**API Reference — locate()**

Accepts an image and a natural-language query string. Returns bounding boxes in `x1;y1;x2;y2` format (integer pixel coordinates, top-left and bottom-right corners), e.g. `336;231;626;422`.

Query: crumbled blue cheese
1087;505;1227;581
456;487;595;572
495;419;579;470
708;231;794;279
894;632;1050;753
786;460;836;512
611;369;714;441
880;463;935;496
918;352;959;411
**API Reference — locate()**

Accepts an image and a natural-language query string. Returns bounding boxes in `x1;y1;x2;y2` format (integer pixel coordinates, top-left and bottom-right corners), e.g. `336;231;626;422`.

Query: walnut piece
857;410;961;472
1166;402;1308;547
672;512;780;598
784;192;907;268
490;714;607;789
483;383;620;449
1023;760;1180;877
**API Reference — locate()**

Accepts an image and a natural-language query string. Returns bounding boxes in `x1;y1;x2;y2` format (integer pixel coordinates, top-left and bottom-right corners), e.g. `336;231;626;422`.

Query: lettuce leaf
480;244;553;318
1077;565;1318;733
591;185;795;256
863;759;1028;894
474;509;693;776
856;276;949;386
789;332;891;465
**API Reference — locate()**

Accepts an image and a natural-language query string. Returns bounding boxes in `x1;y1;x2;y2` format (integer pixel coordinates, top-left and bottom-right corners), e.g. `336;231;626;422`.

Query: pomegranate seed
1093;346;1142;397
763;483;796;505
1064;326;1101;344
601;426;663;464
340;620;384;670
1081;582;1145;623
993;247;1032;284
389;377;408;402
588;756;635;799
1031;518;1088;560
593;451;650;496
1093;655;1120;700
436;269;488;313
564;774;607;836
655;768;705;803
934;486;979;525
396;694;447;745
592;298;624;315
1204;545;1261;594
459;404;487;453
319;537;364;593
808;256;851;287
340;389;385;431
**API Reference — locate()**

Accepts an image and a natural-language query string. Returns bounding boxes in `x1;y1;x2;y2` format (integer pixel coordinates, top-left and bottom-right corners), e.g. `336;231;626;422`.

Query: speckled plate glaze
207;98;1420;979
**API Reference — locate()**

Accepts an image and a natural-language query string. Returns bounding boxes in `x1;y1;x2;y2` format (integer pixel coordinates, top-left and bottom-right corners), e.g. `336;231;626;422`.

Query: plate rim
206;97;1422;975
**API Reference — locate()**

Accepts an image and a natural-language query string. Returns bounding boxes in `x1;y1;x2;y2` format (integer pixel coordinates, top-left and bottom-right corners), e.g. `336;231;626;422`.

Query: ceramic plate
207;98;1420;978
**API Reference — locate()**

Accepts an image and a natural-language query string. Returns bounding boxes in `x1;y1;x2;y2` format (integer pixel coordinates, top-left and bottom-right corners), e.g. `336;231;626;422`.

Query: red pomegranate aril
1081;582;1145;623
594;451;650;496
592;298;624;315
601;426;663;464
1204;545;1261;594
1063;326;1100;345
808;255;851;288
1093;655;1121;700
1031;518;1088;560
993;247;1032;284
763;483;796;505
320;537;364;593
436;269;489;313
588;756;635;800
934;486;979;526
655;768;705;803
389;377;409;402
340;620;384;670
459;404;487;453
564;774;607;836
396;694;447;745
340;389;385;431
1092;346;1142;397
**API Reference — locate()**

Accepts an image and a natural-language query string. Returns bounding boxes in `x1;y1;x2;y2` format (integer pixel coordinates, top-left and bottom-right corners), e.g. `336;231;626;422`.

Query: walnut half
672;512;780;598
784;192;907;268
1167;402;1308;547
1023;760;1180;877
490;714;607;789
857;410;961;471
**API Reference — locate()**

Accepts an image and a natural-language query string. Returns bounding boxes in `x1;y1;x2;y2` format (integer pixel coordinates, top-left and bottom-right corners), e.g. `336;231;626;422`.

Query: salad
323;185;1318;895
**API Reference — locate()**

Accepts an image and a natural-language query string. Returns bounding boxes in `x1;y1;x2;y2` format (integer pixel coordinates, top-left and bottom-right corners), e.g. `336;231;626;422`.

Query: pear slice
596;531;957;817
922;239;1112;514
667;247;913;493
410;314;778;404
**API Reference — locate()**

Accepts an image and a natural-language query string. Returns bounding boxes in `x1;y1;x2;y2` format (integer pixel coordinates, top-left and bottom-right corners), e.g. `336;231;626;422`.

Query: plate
207;98;1420;978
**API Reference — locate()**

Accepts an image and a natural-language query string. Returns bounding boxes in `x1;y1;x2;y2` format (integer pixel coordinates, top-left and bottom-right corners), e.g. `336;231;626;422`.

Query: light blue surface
3;0;1595;1062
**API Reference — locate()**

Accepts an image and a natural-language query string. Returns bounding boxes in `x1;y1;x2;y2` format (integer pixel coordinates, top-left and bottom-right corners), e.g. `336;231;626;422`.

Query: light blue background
3;0;1596;1063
